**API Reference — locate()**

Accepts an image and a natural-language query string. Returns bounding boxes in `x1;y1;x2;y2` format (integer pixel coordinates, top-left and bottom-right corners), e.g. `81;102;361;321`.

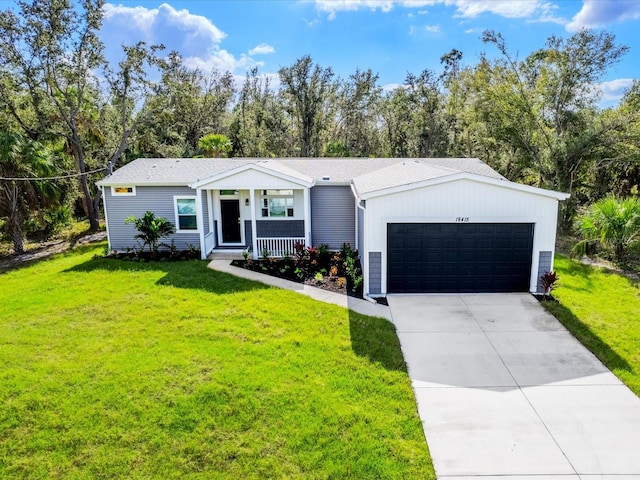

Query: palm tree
124;211;176;256
198;133;232;158
573;196;640;262
0;131;59;254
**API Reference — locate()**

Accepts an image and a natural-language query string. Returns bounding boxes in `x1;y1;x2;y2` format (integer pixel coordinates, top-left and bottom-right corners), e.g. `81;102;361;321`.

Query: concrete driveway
388;293;640;479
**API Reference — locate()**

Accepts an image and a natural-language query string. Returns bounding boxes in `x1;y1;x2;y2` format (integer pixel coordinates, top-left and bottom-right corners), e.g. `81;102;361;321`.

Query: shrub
124;211;175;256
539;271;559;298
573;196;640;262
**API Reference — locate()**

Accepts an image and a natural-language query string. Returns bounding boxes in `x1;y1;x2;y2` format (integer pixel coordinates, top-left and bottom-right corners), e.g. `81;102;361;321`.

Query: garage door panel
387;223;533;293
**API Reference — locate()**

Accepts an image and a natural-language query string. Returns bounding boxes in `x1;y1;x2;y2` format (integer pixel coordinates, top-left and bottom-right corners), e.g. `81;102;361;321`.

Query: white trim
218;197;244;246
207;190;214;240
303;187;311;247
196;189;206;259
110;185;136;196
356;173;570;201
173;195;200;234
101;185;112;252
250;188;258;260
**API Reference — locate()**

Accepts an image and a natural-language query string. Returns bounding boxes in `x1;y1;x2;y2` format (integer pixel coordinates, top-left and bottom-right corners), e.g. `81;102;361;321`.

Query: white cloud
425;24;441;33
598;78;635;102
249;43;275;55
314;0;561;23
567;0;640;31
101;3;268;74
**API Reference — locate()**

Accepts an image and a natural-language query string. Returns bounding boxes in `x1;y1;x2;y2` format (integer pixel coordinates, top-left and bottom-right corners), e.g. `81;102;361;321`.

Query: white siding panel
200;169;305;190
105;186;205;251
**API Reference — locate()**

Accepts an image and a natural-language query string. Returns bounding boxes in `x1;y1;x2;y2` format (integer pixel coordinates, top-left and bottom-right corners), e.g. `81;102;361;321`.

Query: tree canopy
1;8;639;249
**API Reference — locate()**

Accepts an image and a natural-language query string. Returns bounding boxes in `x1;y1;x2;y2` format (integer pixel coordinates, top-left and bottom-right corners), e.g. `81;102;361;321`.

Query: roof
352;159;476;196
97;157;505;187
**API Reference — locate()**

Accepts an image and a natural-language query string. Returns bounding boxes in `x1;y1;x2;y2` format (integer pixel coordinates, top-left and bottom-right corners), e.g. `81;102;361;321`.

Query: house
97;157;569;295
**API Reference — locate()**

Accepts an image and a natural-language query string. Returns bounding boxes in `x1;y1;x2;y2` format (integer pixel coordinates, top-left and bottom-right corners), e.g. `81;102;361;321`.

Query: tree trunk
8;214;24;254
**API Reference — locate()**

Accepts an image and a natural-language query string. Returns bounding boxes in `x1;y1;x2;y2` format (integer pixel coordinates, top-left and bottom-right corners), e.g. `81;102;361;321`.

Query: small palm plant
573;196;640;262
198;133;232;158
125;211;175;257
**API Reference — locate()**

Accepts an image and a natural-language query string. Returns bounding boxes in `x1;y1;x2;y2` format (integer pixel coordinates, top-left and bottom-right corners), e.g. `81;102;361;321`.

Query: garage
349;158;570;295
387;223;534;293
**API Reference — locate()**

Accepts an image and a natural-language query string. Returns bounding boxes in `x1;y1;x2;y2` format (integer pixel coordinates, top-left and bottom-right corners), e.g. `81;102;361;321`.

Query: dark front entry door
220;199;241;243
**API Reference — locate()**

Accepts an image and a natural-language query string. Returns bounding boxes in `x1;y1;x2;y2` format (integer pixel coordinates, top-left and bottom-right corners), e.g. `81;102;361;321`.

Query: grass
0;242;433;479
543;254;640;396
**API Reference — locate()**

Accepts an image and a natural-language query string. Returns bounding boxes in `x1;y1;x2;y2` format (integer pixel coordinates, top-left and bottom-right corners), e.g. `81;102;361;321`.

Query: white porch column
303;187;311;247
207;189;215;248
250;188;258;259
196;187;206;260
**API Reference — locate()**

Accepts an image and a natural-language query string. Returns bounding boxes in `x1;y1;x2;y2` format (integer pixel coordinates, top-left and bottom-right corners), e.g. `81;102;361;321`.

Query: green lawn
544;254;640;396
0;243;433;479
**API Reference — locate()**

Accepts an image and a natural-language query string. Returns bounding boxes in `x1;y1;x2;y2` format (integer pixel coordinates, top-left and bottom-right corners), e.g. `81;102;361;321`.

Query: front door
220;199;241;243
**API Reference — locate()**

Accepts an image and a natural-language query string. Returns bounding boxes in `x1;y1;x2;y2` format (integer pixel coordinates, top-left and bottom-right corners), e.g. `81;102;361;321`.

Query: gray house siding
104;186;209;251
536;251;553;293
310;185;356;250
368;252;382;294
244;220;252;249
256;220;304;238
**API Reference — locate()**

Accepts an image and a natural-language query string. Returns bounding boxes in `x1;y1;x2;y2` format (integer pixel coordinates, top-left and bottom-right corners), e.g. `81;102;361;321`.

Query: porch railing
203;232;216;255
256;237;305;258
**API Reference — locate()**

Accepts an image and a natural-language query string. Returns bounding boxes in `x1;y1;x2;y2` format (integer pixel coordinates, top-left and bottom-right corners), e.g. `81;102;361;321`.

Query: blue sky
6;0;640;106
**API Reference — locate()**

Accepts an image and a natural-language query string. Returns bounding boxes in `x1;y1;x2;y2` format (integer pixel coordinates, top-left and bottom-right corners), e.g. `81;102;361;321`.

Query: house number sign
455;217;470;222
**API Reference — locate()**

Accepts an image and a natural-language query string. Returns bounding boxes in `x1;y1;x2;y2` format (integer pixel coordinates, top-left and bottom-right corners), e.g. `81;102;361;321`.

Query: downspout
350;182;377;305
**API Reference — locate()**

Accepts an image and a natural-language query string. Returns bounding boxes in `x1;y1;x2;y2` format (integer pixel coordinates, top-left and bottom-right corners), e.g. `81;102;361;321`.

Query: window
261;189;294;218
111;186;136;196
174;196;198;231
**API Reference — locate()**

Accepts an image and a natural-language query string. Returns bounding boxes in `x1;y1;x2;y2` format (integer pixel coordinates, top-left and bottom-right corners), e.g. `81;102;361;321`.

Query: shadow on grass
543;300;633;374
65;255;270;296
0;241;107;275
349;310;408;372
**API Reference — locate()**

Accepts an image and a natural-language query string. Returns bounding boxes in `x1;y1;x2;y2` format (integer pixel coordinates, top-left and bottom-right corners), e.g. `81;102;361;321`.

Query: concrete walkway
388;293;640;479
207;255;392;320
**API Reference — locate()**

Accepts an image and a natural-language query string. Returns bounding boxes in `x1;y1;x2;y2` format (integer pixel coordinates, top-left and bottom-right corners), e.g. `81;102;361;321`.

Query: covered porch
190;161;314;259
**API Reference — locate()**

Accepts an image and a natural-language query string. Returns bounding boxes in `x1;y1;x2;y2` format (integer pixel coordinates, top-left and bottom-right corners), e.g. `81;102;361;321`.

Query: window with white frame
174;196;198;231
261;189;294;218
111;186;136;196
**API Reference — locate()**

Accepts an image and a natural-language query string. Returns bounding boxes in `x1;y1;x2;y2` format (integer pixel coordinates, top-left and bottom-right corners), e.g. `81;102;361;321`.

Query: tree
125;211;175;256
0;0;161;230
198;133;232;158
332;68;382;157
478;29;629;227
279;56;337;157
229;67;291;157
134;52;235;158
0;131;59;253
573;196;640;261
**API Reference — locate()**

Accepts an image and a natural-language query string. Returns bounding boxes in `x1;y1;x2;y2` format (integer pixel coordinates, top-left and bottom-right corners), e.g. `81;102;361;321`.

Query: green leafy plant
198;133;232;158
344;255;363;292
314;272;324;283
261;247;271;259
124;211;176;257
573;196;640;262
